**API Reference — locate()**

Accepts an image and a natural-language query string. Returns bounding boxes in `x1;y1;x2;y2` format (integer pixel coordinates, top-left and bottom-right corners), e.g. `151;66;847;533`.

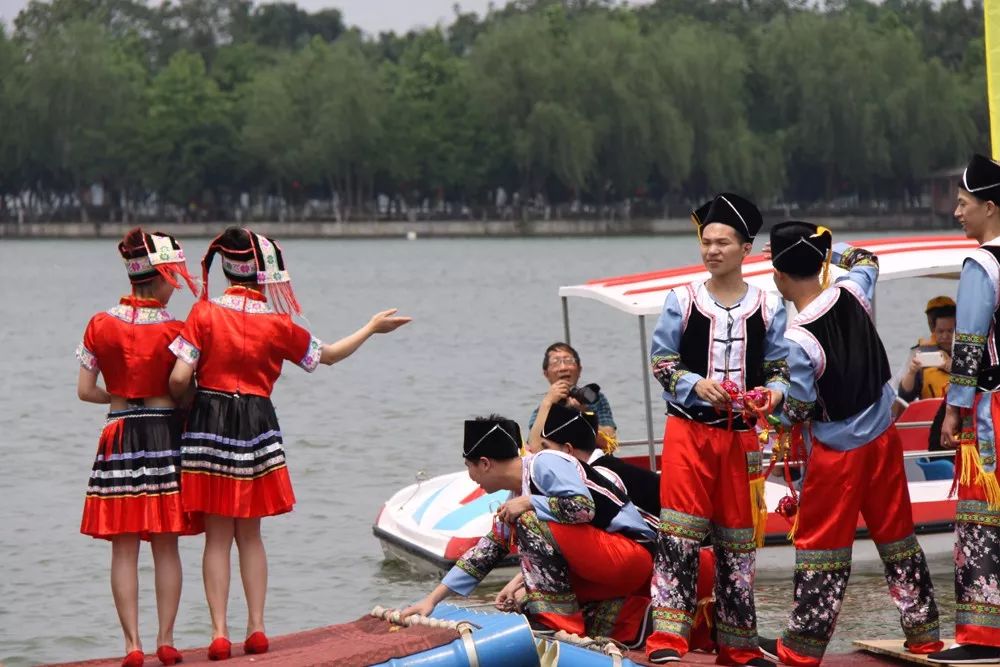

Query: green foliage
0;0;991;220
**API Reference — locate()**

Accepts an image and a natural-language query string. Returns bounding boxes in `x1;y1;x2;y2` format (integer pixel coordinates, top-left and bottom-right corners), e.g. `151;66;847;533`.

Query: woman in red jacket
77;228;201;667
168;227;409;659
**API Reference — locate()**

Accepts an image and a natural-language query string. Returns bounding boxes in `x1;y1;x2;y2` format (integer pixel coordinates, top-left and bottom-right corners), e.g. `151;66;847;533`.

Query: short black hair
542;342;580;370
928;306;956;328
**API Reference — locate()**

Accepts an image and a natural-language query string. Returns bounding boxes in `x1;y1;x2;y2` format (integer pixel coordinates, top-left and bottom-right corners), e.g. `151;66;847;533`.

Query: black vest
678;305;766;390
975;246;1000;392
591;454;661;518
799;287;891;421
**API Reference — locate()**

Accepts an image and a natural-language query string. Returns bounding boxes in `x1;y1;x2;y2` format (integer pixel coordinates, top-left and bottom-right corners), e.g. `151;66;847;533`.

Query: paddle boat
373;235;973;579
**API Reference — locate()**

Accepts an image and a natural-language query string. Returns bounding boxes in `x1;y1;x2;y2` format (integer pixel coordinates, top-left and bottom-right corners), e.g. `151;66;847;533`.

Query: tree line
0;0;989;222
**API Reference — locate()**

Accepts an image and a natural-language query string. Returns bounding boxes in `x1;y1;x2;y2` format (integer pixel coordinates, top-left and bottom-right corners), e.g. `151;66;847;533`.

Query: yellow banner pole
988;0;1000;158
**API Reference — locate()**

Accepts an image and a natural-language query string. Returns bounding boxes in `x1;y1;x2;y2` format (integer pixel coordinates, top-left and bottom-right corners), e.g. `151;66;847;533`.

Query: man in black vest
400;414;656;645
757;222;942;666
930;154;1000;664
646;193;789;666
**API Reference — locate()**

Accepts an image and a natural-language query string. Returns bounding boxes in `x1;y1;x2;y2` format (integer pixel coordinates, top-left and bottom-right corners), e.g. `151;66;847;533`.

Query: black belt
667;403;750;431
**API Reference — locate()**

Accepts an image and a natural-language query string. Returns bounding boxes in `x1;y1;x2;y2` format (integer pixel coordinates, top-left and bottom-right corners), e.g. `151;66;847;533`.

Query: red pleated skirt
81;408;203;540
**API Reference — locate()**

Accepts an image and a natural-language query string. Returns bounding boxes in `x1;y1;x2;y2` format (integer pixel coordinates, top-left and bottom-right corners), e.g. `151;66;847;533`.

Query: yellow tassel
750;477;767;548
960;443;982;488
985;470;1000;510
598;431;619;455
787;510;800;542
694;596;714;630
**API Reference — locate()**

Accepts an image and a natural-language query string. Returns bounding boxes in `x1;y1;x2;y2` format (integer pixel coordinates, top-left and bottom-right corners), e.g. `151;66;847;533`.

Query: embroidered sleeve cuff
76;343;98;372
449;530;508;591
543;494;596;524
652;354;698;398
298;336;323;372
835;244;878;270
784;396;816;423
951;332;986;387
169;336;200;367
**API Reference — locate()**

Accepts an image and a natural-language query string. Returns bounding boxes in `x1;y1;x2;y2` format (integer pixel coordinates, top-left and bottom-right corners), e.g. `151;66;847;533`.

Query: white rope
370;606;480;667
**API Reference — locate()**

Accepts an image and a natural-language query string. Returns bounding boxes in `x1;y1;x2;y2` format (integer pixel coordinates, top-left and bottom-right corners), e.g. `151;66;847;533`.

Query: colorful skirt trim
81;407;202;539
180;390;295;518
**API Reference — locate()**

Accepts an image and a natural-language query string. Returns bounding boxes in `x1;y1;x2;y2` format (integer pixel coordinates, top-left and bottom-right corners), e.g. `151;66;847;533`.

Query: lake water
0;233;963;665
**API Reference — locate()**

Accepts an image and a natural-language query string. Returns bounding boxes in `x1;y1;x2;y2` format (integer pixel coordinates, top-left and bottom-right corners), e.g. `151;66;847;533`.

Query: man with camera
896;296;955;406
526;342;617;452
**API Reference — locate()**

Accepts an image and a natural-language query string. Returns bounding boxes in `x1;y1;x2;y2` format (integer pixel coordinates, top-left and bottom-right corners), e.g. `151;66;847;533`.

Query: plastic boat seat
915;457;954;481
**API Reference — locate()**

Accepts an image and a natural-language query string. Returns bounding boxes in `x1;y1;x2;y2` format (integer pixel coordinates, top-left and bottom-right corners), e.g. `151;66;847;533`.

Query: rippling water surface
0;233;961;664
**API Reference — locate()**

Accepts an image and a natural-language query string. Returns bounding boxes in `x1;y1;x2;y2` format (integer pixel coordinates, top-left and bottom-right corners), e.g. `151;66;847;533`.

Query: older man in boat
646;193;789;666
526;342;617;451
893;296;955;415
929;154;1000;665
756;222;942;666
399;414;656;646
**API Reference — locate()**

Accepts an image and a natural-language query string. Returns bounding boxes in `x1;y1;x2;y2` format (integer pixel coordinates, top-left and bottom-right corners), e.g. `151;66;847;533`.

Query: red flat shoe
122;650;145;667
244;631;269;655
156;645;182;665
207;637;231;661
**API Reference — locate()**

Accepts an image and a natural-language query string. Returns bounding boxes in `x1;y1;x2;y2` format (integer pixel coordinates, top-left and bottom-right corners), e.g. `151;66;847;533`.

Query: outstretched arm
832;242;879;302
319;309;411;366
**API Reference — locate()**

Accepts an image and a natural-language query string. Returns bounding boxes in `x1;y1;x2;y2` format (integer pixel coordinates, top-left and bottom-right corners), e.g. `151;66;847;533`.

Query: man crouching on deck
757;222;942;666
646;193;788;666
400;414;656;645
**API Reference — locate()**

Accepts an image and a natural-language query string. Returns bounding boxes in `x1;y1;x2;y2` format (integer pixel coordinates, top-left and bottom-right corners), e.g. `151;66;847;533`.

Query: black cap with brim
541;403;599;453
962;153;1000;204
463;418;522;460
770;220;833;277
699;193;762;243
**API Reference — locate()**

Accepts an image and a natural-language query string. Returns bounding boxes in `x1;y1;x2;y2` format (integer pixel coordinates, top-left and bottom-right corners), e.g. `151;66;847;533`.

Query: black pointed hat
770;221;833;277
962;154;1000;204
463;417;521;460
541;403;599;452
697;193;762;243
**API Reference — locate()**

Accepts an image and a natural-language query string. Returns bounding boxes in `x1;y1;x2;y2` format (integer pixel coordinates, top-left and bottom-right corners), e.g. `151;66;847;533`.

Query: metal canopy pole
562;296;571;344
638;315;657;471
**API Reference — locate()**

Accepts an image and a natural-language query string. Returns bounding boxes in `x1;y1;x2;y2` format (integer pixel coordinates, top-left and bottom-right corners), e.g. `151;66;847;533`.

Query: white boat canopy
556;234;978;469
558;235;976;318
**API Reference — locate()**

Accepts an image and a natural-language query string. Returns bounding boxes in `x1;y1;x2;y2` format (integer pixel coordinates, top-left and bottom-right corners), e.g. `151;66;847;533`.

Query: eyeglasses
548;356;578;368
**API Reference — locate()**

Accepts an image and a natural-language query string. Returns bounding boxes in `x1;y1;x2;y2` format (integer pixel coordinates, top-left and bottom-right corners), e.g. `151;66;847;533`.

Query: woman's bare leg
149;534;182;647
234;518;267;637
203;514;236;639
110;535;142;654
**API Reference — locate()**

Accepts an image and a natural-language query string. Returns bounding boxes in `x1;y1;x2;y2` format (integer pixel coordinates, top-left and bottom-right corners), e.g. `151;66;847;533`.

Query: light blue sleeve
650;289;702;404
949;260;996;409
782;339;818;424
441;566;480;596
831;242;878;302
528;453;595;524
763;300;791;399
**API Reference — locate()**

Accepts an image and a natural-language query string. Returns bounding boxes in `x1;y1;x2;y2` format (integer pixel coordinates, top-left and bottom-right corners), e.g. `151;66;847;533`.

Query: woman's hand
368;308;412;334
400;596;437;620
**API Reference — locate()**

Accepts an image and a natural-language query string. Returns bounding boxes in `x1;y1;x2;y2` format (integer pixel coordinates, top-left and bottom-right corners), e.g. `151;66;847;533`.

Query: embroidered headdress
118;227;198;295
541;403;599;453
769;220;833;279
463;417;522;460
201;227;301;315
962;154;1000;204
694;192;763;243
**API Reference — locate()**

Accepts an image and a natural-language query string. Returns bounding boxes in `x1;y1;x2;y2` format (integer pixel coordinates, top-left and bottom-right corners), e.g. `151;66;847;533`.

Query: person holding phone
897;297;956;404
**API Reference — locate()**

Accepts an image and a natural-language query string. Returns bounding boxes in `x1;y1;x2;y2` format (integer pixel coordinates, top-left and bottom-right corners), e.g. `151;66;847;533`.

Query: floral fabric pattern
782;547;852;660
785;395;817;423
712;525;759;649
838;246;879;271
168;336;200;368
547;494;596;524
955;503;1000;631
952;332;988;388
584;598;626;639
454;529;509;583
298;336;323;373
516;511;579;617
76;343;99;371
652;354;690;395
763;358;791;388
213;293;274;314
651;509;709;639
106;303;173;325
877;534;941;645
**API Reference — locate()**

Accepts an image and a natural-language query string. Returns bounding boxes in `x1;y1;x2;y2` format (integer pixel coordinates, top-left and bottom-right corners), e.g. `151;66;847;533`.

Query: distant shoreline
0;214;955;239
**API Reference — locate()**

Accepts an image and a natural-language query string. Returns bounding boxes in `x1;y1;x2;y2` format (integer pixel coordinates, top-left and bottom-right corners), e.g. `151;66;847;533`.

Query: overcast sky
0;0;545;35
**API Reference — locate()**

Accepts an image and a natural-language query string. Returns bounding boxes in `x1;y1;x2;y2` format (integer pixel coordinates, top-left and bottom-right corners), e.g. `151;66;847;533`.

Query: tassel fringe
750;476;767;547
959;443;1000;510
787;509;800;542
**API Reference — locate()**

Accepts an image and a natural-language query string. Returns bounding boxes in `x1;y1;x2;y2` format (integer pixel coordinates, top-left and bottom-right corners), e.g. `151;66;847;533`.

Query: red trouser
954;392;1000;647
647;416;763;666
777;426;942;666
521;518;653;643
